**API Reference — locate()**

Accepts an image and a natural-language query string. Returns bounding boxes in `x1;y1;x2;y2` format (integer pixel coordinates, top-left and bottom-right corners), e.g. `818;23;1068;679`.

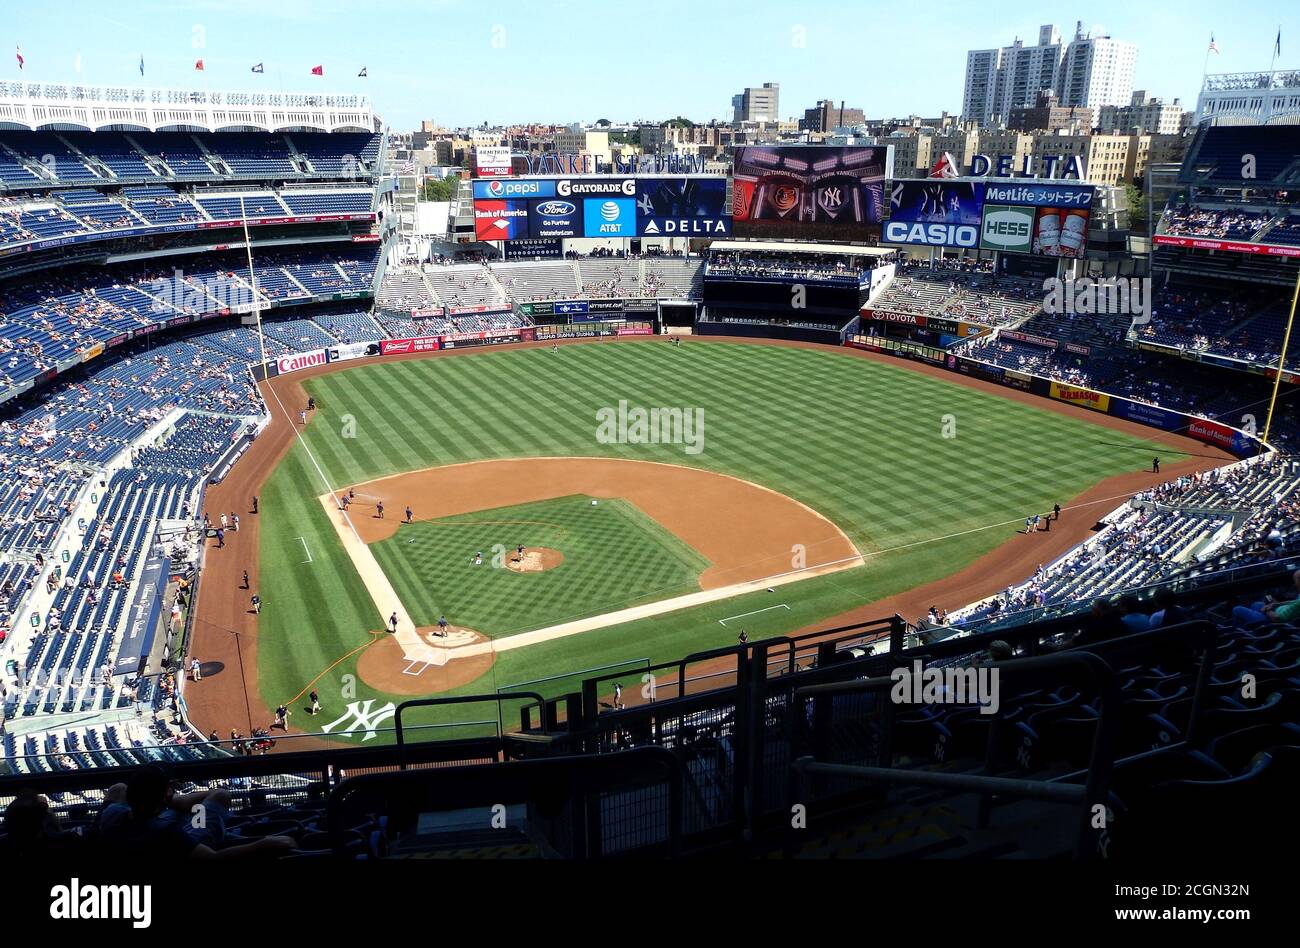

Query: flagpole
239;196;269;377
1263;268;1300;444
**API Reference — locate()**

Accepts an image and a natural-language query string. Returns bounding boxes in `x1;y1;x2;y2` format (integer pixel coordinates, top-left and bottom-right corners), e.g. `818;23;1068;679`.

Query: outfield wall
844;336;1265;460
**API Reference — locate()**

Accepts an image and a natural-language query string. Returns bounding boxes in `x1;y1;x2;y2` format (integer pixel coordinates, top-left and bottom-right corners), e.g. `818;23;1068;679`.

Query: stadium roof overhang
706;240;893;257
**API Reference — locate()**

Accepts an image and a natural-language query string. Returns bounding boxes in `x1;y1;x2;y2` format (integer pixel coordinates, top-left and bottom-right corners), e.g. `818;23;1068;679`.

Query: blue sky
3;1;1295;130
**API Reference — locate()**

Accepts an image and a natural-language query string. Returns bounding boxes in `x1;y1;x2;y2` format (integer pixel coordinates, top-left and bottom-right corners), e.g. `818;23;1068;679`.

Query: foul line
719;603;790;626
297;536;313;564
283;634;384;707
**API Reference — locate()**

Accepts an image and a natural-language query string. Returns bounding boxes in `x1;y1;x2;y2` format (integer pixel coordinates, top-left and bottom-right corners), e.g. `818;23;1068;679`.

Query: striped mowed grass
371;495;710;636
254;340;1168;722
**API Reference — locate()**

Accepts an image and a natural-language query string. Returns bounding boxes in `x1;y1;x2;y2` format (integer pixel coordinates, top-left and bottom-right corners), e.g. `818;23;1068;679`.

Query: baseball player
389;611;399;634
405;505;413;523
376;501;385;519
309;690;321;715
437;615;449;637
299;409;307;426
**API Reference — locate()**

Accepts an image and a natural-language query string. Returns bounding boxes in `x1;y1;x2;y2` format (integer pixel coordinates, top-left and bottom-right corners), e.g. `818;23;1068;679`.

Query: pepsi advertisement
884;180;986;248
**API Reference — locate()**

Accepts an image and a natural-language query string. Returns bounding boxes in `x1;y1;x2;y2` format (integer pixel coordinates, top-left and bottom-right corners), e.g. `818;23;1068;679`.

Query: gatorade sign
979;205;1034;253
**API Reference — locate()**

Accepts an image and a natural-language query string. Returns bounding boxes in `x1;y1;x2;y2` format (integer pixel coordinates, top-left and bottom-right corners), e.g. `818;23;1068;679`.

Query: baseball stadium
1;27;1299;877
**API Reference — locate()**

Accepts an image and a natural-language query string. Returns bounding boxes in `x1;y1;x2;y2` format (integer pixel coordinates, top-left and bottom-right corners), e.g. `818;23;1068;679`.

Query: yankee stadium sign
523;153;712;175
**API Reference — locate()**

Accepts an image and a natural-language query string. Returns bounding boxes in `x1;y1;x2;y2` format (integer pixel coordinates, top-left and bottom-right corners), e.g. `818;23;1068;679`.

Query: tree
1123;182;1148;232
664;116;695;128
421;175;460;202
594;118;611;128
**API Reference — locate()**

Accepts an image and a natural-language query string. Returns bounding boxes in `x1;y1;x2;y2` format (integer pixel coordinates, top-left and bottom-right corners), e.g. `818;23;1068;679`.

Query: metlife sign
982;182;1094;208
979;205;1035;253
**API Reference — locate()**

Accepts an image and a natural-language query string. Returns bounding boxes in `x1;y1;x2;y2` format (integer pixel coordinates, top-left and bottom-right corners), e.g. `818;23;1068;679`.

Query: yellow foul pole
1263;268;1300;444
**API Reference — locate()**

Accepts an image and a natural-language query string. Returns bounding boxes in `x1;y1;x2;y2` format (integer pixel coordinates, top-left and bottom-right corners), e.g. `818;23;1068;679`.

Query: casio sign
536;201;576;216
884;221;978;248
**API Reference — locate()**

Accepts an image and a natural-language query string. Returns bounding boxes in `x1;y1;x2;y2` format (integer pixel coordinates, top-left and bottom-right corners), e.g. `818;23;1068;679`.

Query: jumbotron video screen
731;145;889;241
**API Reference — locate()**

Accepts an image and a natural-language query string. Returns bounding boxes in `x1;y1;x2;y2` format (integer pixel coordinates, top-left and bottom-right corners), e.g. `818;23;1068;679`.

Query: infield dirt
184;335;1234;738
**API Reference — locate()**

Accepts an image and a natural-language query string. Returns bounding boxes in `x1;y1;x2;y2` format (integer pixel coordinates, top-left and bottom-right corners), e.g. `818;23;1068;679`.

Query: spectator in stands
1231;568;1300;627
0;790;81;858
1071;598;1125;647
1148;587;1189;629
95;765;295;859
1117;594;1151;634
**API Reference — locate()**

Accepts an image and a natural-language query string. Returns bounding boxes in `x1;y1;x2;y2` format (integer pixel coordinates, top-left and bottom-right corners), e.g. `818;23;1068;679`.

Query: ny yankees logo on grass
319;699;397;742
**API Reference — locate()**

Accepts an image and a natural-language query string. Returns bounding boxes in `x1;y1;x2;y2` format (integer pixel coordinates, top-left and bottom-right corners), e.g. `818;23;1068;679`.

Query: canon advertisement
732;145;890;241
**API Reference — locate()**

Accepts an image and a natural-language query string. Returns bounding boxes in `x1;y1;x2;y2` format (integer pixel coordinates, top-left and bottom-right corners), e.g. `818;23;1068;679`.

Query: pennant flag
251;62;264;73
139;54;145;76
15;46;24;70
357;66;367;77
310;64;323;76
1208;34;1219;54
1276;27;1283;58
195;59;205;71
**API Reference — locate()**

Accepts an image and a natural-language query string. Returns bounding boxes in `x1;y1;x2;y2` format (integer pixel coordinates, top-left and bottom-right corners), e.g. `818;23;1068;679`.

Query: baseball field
185;337;1227;745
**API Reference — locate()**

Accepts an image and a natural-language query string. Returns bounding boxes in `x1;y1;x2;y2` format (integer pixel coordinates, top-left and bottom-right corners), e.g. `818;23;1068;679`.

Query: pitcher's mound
505;547;564;573
418;624;483;648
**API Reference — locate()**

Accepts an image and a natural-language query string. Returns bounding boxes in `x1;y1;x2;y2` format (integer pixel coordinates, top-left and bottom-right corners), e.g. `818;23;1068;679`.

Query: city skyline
2;1;1295;129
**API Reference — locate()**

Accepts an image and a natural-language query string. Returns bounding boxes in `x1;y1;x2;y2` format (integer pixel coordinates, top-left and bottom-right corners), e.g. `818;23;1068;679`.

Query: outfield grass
370;495;710;635
253;340;1171;739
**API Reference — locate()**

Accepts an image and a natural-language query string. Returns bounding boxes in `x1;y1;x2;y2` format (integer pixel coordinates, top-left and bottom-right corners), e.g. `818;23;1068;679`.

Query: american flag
1209;34;1220;54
